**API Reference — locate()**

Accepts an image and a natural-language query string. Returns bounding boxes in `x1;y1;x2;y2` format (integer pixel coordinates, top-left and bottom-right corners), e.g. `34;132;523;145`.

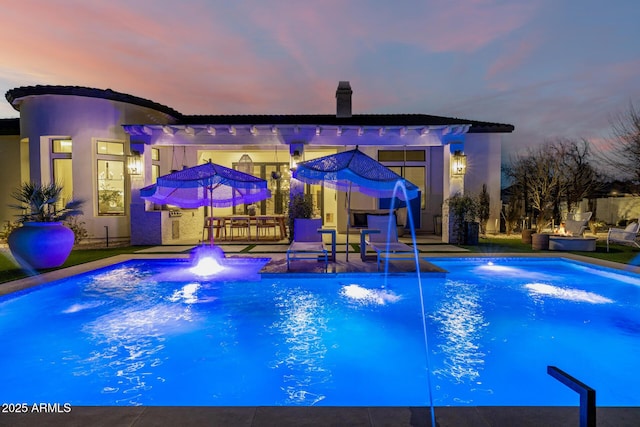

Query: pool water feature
187;244;270;280
0;257;639;407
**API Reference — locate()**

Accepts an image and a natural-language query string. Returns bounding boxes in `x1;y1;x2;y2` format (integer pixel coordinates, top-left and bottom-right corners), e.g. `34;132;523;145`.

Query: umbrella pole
346;184;352;262
209;185;215;247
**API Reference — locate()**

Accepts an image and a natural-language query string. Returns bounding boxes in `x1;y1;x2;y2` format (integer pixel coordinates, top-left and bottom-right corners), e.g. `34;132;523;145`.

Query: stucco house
1;82;513;245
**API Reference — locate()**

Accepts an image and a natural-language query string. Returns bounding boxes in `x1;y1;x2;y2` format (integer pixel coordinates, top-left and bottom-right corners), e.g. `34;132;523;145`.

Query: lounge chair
362;214;415;271
606;221;640;252
564;212;592;237
286;218;328;271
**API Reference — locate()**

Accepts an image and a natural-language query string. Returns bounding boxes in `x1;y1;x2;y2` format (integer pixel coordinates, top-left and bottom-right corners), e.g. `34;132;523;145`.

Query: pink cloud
0;0;537;115
486;39;538;81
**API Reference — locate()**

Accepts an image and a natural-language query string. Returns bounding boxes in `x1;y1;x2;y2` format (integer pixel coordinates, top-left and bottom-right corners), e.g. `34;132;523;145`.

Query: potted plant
287;193;314;243
445;192;479;245
8;182;84;269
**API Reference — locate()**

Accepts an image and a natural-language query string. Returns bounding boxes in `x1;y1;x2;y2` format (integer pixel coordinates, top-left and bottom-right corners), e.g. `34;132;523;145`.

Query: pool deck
1;236;640;426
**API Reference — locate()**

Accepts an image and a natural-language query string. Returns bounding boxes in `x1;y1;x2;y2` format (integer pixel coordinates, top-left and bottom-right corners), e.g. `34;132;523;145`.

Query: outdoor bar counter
131;203;204;245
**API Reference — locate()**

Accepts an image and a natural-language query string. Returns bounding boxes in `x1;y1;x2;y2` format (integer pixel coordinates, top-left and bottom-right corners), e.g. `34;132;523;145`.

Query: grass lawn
0;246;151;284
1;237;638;285
468;236;640;265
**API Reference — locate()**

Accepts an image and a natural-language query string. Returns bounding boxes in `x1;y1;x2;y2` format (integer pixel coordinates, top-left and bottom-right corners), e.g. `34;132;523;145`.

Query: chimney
336;81;352;118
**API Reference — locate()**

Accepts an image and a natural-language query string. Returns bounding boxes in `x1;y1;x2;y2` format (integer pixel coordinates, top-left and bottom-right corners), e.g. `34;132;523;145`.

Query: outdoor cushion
293;218;322;242
624;222;638;232
353;213;368;227
564;219;584;236
366;215;398;243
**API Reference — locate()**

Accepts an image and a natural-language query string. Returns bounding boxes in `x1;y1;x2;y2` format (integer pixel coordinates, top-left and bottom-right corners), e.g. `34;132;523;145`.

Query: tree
505;139;603;232
505;144;561;232
502;185;523;235
550;138;603;215
597;102;640;187
478;184;490;235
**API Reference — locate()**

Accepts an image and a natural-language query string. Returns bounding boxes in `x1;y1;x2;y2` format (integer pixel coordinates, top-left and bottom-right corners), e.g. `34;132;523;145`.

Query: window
152;164;160;183
97;141;125;215
97;141;124;155
231;161;292;215
388;166;426;209
378;149;426;209
52;139;73;210
151;148;160;183
52;138;72;154
378;150;425;162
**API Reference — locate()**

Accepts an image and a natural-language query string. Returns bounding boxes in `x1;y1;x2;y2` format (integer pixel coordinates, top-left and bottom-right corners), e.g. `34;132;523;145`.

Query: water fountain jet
183;244;270;281
384;180;437;426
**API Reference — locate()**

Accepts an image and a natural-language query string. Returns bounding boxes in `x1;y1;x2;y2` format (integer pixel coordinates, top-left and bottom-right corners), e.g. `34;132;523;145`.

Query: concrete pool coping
2;405;640;426
1;251;640;426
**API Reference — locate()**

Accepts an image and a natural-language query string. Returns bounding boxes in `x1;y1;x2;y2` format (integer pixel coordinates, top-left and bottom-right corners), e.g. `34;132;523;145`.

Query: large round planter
7;222;74;269
531;232;550;250
521;228;536;244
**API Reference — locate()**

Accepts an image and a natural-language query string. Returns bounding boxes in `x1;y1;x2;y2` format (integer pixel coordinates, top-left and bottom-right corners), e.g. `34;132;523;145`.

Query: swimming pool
0;257;638;407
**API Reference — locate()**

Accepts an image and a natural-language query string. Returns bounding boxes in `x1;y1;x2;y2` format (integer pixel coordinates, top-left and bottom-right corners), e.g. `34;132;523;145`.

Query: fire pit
548;235;597;251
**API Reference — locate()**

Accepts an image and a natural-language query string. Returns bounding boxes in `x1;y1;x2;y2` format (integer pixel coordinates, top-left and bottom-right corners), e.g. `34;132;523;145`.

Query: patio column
443;143;466;243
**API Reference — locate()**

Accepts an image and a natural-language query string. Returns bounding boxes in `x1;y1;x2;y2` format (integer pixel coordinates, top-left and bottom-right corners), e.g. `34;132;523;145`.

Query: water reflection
76;269;202;406
340;284;401;306
271;288;330;405
525;283;613;304
431;279;488;397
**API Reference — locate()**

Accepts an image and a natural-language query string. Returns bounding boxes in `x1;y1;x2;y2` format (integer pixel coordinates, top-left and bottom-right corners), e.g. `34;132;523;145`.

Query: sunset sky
1;0;638;159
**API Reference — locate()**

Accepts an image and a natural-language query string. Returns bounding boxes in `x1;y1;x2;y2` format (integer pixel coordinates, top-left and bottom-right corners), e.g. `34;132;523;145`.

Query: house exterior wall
579;197;640;225
14;94;175;241
0;134;24;230
464;133;502;234
3;86;511;245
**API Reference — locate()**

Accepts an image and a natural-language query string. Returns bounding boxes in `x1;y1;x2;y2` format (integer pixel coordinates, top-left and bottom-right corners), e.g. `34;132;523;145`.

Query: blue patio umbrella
140;160;271;244
292;147;419;261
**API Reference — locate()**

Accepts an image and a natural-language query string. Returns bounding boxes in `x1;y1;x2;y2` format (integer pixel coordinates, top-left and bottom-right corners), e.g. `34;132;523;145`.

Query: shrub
9;182;84;223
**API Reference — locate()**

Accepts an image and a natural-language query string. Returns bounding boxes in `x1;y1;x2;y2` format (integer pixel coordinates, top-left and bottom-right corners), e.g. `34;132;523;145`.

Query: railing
547;366;596;427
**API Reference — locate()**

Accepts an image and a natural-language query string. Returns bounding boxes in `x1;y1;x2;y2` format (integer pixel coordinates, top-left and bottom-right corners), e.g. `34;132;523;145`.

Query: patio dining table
205;214;287;241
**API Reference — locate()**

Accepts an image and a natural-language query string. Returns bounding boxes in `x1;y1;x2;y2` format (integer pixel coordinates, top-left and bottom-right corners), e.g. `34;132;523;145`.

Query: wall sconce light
127;150;143;176
451;150;467;176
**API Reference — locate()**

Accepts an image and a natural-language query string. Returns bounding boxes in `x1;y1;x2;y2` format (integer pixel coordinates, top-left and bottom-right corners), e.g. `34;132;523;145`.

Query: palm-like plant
9;182;84;223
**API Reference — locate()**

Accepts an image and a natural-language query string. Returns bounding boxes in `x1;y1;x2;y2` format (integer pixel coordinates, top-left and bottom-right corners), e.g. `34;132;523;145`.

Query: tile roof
179;114;514;133
5;85;182;118
4;86;514;134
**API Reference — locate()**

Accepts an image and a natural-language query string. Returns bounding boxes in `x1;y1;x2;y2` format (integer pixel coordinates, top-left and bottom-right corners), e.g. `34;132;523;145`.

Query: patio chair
256;215;278;240
363;214;415;271
606;221;640;252
564;212;592;237
202;216;226;243
286;218;328;271
229;216;251;240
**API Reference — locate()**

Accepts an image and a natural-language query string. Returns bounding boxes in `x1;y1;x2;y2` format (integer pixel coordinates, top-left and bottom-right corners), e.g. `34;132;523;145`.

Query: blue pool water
0;257;639;407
